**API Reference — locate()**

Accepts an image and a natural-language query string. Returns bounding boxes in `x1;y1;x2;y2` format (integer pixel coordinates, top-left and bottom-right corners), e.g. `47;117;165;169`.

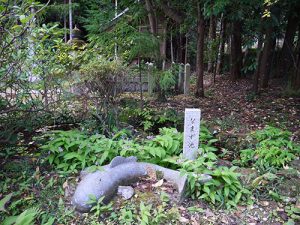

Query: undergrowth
41;122;250;209
238;126;300;170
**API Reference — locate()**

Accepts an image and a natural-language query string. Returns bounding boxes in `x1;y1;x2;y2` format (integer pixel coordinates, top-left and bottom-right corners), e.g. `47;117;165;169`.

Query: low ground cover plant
239;126;300;169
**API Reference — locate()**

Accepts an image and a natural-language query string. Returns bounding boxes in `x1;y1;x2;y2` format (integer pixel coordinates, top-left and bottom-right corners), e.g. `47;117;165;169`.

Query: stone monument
183;108;201;160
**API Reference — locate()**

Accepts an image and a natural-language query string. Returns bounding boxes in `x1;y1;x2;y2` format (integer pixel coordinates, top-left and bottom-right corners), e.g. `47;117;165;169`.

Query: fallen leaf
152;179;164;188
146;166;156;180
0;193;13;212
63;180;69;189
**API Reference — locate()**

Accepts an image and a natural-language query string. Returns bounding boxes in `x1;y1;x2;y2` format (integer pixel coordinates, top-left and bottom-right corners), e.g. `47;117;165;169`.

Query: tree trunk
64;0;67;42
260;24;276;89
170;32;174;63
291;28;300;90
216;17;226;75
160;22;167;70
69;0;72;40
184;34;188;64
277;11;298;78
145;0;157;34
230;21;243;80
208;15;216;73
177;33;186;63
253;34;263;93
195;3;205;98
292;52;300;90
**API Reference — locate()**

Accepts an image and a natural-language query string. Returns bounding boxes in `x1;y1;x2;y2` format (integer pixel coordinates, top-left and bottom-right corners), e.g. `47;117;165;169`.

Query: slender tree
230;20;243;80
277;6;299;78
195;2;205;97
69;0;73;40
207;15;216;73
291;26;300;90
64;0;67;42
216;16;226;75
259;11;278;89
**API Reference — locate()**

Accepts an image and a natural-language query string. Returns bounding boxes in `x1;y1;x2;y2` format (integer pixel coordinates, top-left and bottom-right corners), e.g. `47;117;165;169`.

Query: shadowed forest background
0;0;300;224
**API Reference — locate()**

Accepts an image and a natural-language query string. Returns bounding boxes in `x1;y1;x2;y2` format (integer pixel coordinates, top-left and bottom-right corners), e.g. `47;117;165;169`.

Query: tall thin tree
69;0;73;40
195;3;205;97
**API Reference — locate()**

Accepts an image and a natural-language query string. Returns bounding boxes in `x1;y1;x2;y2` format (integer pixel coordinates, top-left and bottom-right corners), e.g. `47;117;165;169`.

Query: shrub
41;130;129;173
239;126;300;169
77;57;126;134
179;154;250;209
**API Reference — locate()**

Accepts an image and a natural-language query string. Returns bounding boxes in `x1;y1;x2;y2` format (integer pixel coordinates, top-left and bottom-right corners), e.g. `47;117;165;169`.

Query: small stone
117;186;134;200
277;211;288;221
260;201;269;207
205;209;214;218
179;216;189;223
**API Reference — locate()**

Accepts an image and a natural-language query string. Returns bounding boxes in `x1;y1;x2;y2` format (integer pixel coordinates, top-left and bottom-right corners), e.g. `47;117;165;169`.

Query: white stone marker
147;63;155;95
178;63;184;94
184;63;191;95
183;108;201;160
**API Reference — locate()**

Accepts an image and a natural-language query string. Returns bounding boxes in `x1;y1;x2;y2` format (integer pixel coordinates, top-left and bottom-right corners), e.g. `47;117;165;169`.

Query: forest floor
116;75;300;225
147;75;300;137
1;75;300;224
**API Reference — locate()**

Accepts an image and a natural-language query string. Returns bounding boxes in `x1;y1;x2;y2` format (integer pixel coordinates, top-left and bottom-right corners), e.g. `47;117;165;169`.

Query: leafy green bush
42;122;214;171
41;130;129;173
119;107;183;132
178;153;250;208
239;126;300;169
138;128;183;166
158;69;176;93
0;194;55;225
78;57;126;134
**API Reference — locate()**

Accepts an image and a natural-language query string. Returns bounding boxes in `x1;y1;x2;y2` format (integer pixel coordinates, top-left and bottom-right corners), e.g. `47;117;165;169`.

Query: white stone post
184;63;191;95
183;108;201;160
147;63;154;95
178;63;184;94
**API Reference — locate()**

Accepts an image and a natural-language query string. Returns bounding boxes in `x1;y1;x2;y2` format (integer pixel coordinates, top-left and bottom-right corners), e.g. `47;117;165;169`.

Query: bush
77;57;126;134
41;130;130;173
239;126;300;169
119;107;183;133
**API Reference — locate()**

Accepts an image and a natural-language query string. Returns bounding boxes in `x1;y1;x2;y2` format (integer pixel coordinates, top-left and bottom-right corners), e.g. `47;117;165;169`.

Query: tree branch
159;0;183;24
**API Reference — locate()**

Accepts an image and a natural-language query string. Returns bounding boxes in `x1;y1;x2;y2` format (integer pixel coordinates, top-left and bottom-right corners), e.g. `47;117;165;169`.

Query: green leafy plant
119;107;183;132
239;126;300;169
0;194;54;225
41;130;128;173
285;205;300;221
139;128;183;165
158;69;176;93
2;208;41;225
87;195;113;218
180;155;250;208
